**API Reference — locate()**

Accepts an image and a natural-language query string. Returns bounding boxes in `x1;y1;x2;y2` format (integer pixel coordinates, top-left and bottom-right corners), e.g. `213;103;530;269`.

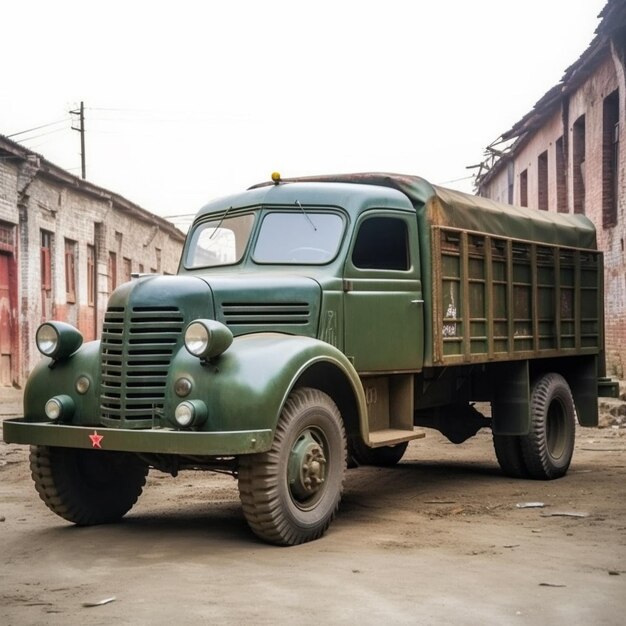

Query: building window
507;162;514;204
64;239;77;303
603;90;620;228
123;257;132;283
87;244;96;306
138;263;144;274
555;136;567;213
108;251;117;294
519;169;528;207
0;222;16;252
573;114;586;214
40;230;52;291
538;151;548;211
40;230;53;319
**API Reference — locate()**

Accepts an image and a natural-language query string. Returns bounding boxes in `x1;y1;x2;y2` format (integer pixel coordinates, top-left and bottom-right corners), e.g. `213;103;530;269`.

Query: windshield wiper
210;206;233;239
296;200;317;231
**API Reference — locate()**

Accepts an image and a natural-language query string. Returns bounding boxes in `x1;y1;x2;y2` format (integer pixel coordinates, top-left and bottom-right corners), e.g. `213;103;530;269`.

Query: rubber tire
493;434;530;478
30;445;148;525
238;387;347;546
350;438;408;467
520;373;576;480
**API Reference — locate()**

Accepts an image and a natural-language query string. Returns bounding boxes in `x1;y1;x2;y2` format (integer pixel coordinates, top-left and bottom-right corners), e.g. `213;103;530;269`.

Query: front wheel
238;387;347;546
30;445;148;525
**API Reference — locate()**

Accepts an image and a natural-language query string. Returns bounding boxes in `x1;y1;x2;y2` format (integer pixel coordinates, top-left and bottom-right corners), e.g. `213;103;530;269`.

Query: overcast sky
2;0;607;229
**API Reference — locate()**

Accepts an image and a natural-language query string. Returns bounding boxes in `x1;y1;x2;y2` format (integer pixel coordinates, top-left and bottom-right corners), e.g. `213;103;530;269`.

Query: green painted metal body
2;173;607;454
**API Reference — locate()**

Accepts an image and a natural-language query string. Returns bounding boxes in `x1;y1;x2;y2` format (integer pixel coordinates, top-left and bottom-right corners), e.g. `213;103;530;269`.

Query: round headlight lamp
44;395;75;422
36;322;83;360
174;400;208;428
184;320;233;360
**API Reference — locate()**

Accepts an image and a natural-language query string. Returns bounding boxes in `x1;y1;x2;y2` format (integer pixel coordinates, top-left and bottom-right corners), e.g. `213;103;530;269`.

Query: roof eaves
0;133;185;242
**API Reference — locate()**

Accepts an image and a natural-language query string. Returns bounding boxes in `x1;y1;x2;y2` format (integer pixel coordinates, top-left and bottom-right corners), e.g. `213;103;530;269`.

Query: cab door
343;211;423;372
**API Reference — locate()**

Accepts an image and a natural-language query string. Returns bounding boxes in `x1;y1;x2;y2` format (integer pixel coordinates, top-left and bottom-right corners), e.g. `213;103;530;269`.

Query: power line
436;175;474;185
7;118;69;139
18;127;68;144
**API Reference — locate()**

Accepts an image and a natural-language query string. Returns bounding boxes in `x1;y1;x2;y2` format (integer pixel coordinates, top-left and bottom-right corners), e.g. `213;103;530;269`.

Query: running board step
368;428;426;448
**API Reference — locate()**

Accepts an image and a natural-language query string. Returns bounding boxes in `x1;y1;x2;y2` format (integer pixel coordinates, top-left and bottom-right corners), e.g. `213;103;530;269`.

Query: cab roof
200;172;597;250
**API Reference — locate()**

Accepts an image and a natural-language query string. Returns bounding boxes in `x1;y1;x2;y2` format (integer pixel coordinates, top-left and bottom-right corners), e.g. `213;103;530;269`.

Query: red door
0;253;12;386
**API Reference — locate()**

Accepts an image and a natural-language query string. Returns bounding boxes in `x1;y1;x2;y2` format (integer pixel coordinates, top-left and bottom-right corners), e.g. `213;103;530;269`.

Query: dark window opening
123;257;132;283
602;90;620;228
519;169;528;207
40;230;52;291
108;251;117;294
555;136;567;213
64;239;77;303
87;245;95;306
507;162;514;204
352;217;409;271
538;151;548;210
40;230;53;319
573;114;586;214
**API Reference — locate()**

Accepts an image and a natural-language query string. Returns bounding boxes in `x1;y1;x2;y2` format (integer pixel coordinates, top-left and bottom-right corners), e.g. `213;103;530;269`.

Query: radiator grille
221;302;310;326
100;306;184;426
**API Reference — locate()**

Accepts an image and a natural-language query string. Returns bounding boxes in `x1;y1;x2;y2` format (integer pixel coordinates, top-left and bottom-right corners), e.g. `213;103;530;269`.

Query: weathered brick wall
479;51;626;377
0;147;185;387
0;159;19;224
570;57;626;377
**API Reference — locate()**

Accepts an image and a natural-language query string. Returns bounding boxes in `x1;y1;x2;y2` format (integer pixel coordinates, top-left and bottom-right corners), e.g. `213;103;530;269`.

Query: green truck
3;173;618;545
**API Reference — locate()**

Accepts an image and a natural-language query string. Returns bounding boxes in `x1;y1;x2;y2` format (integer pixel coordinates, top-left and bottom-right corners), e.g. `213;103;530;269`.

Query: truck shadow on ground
25;454;510;545
20;456;517;551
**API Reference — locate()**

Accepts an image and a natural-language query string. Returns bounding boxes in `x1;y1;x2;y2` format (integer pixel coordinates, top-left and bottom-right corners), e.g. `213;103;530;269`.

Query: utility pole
69;101;86;179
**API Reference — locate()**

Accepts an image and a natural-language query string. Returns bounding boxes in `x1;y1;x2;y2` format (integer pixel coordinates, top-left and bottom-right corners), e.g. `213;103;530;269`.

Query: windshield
253;212;344;264
185;213;255;268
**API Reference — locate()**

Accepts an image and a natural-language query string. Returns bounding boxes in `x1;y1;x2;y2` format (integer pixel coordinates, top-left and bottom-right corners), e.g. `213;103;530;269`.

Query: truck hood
99;273;321;426
109;273;322;338
201;274;322;338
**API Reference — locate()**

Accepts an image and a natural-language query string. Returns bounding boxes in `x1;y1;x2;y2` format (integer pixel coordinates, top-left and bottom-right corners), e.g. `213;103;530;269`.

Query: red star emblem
89;431;104;449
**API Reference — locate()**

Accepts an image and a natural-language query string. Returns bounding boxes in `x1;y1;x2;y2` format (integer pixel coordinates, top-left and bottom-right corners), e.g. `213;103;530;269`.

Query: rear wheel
520;373;576;479
238;387;347;546
29;445;148;525
493;434;530;478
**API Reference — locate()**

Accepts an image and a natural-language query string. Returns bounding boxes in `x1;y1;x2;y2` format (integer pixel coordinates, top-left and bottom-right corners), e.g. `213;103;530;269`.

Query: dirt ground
1;409;626;625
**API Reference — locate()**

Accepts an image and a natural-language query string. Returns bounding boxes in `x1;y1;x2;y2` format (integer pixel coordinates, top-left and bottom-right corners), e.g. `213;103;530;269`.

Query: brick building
0;135;185;388
475;0;626;377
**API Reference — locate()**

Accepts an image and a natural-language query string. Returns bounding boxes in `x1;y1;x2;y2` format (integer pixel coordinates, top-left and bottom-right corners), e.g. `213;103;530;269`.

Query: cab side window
352;217;409;270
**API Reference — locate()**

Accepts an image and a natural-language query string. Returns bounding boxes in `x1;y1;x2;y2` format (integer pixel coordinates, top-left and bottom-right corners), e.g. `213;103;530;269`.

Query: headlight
184;320;233;360
174;400;208;428
44;395;75;421
36;322;83;360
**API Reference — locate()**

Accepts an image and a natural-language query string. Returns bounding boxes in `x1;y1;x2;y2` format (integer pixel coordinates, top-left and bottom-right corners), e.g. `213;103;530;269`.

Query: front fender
165;333;367;446
23;341;102;423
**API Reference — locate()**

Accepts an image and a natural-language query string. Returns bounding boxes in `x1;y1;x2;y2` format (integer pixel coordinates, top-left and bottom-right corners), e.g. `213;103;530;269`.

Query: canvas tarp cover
253;173;597;250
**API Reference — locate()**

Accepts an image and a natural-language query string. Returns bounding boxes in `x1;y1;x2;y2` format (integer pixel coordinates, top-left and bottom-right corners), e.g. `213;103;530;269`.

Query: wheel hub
288;429;327;502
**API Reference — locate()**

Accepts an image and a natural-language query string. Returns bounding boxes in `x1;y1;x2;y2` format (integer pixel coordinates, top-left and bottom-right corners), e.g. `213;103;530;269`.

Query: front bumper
2;418;273;456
